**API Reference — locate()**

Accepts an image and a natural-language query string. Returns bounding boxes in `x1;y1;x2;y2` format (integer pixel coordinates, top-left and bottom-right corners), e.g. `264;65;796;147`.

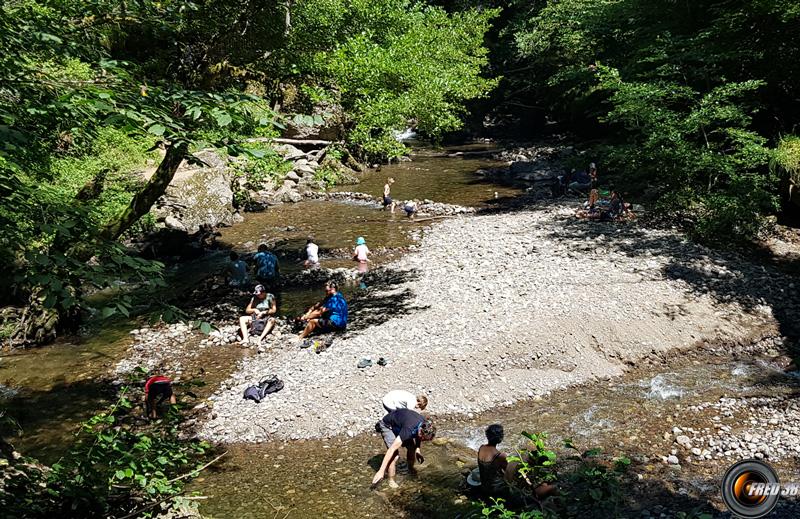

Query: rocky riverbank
196;202;797;442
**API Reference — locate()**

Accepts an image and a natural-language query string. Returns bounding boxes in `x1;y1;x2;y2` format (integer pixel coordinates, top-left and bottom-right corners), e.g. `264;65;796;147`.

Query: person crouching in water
144;375;176;419
238;284;277;345
403;200;417;218
304;236;320;268
372;408;436;489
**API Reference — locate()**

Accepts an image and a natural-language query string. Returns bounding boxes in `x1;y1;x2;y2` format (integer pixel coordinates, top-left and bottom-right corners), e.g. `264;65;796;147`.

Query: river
1;145;798;518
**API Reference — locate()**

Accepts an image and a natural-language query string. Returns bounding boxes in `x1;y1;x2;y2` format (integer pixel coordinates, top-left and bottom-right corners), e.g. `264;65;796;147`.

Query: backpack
243;375;284;403
250;317;268;335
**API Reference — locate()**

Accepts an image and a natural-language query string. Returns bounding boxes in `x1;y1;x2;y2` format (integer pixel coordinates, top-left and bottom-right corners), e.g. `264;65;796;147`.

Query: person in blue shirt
253;243;279;288
298;280;348;338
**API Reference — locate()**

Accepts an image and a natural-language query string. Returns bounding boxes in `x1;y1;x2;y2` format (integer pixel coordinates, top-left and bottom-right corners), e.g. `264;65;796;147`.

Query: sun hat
356;237;366;245
466;467;481;487
253;284;265;295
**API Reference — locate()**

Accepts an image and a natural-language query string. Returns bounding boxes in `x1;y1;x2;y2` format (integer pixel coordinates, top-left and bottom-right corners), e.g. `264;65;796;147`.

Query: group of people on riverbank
561;163;634;221
235;279;349;346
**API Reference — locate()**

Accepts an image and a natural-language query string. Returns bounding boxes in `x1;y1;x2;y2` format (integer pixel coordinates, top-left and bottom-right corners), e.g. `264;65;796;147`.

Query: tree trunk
100;142;188;241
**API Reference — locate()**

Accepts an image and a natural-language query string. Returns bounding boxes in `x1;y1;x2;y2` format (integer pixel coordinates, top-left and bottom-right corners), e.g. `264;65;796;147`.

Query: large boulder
152;150;236;234
283;103;345;141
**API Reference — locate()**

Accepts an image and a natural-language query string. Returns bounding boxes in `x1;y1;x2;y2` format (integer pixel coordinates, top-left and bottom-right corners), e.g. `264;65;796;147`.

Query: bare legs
299;318;320;338
238;315;252;344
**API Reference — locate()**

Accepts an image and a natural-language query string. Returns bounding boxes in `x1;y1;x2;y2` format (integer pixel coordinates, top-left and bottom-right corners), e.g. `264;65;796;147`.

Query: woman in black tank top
477;424;508;495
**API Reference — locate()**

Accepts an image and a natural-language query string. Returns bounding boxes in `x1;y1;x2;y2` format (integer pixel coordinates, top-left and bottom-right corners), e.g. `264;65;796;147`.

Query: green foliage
507;432;557;487
0;0;280;340
297;0;498;161
478;432;630;519
499;0;800;243
481;498;543;519
313;164;345;188
230;146;293;208
1;388;212;518
773;135;800;184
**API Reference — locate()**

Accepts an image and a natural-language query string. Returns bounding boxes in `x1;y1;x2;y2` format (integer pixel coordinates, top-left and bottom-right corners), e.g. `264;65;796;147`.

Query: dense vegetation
482;0;800;241
476;431;711;519
1;387;213;518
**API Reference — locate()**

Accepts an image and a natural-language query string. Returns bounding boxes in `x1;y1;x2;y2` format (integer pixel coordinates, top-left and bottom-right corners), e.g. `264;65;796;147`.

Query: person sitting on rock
568;168;592;194
382;390;428;413
298;280;348;339
144;375;176;419
477;424;510;496
372;408;436;489
609;190;632;220
238;284;277;345
304;237;320;268
253;243;279;289
383;177;396;212
477;424;558;501
226;251;248;287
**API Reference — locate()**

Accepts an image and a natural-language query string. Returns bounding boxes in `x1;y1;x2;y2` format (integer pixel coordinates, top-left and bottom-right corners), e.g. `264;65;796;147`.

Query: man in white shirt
382;390;428;413
304;237;319;268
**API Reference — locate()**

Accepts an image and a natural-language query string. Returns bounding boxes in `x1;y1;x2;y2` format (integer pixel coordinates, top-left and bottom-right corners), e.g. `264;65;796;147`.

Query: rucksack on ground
243;375;284;403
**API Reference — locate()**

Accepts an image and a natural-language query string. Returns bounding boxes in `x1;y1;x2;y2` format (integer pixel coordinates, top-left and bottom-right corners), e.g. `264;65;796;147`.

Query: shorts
375;420;415;449
383;196;393;207
376;420;396;448
318;318;345;332
146;381;173;412
404;206;415;216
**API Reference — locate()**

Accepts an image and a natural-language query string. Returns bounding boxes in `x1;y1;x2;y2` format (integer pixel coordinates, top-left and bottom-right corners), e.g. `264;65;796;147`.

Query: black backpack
243;375;284;403
250;317;268;335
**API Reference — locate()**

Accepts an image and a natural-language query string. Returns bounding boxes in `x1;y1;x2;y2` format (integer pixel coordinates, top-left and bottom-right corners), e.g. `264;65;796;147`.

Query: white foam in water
732;363;756;376
570;405;615;436
643;374;685;400
446;428;486;451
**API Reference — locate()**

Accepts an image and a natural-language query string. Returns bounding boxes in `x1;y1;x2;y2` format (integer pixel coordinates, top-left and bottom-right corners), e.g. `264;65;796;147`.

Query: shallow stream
1;145;798;517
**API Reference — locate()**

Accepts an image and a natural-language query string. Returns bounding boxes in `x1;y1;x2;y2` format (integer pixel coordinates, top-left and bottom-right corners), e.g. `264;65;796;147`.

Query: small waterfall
393;127;418;142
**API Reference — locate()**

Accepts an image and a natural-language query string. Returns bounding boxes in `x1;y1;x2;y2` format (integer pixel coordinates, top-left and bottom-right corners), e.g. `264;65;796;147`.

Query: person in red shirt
144;375;176;418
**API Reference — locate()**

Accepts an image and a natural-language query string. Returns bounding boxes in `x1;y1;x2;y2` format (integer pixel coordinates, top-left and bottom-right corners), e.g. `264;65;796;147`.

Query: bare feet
387;479;399;489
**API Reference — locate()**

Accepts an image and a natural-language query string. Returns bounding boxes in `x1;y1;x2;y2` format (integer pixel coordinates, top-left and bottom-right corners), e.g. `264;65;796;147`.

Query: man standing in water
253;244;279;289
372;408;436;489
383;177;396;212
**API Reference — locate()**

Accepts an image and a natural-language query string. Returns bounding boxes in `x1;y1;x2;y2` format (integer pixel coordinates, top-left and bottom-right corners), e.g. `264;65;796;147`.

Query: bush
230;145;293;208
0;388;213;518
477;432;629;519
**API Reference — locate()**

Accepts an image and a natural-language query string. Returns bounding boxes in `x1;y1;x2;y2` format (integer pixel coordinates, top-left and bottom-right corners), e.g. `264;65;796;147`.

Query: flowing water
190;353;800;518
2;146;798;517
